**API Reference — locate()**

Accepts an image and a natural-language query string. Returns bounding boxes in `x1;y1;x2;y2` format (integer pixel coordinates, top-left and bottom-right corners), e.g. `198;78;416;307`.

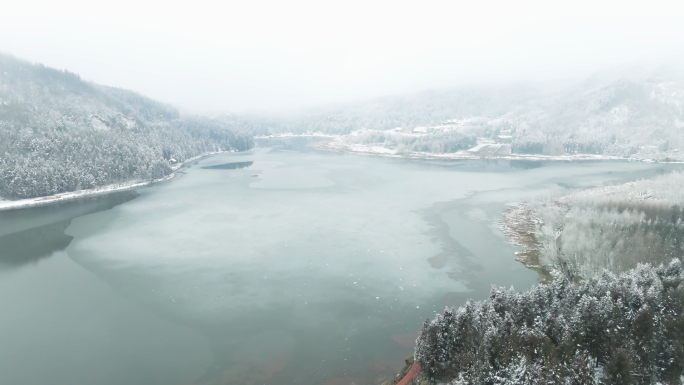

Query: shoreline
317;138;684;163
0;150;231;211
254;132;337;139
499;203;553;283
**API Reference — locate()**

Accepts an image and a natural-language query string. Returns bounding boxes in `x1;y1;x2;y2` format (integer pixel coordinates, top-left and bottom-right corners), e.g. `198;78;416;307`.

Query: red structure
395;361;421;385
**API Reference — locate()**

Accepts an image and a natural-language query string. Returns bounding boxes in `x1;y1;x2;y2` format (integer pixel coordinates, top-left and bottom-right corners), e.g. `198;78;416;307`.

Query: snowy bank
0;150;229;211
318;137;644;162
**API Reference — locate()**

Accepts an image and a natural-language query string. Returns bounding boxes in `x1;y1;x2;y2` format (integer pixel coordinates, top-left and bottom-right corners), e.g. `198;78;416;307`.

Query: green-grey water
0;138;678;385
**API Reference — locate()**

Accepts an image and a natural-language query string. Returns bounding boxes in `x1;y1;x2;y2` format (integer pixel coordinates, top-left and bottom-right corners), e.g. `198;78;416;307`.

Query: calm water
0;138;678;385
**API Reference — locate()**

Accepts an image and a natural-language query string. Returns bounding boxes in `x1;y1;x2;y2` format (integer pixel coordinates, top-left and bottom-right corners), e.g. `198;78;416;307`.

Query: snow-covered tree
415;259;684;384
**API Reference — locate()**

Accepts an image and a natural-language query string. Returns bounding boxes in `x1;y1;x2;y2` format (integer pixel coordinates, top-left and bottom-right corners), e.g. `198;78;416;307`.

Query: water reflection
414;158;544;172
0;191;138;269
509;160;544;169
202;161;254;170
256;137;324;153
0;220;73;269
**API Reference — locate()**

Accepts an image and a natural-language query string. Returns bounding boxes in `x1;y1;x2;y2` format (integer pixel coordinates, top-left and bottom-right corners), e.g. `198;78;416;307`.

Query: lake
0;137;677;385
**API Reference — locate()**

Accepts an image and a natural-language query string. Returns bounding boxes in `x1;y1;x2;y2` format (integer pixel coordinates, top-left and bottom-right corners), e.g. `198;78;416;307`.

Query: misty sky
2;0;684;113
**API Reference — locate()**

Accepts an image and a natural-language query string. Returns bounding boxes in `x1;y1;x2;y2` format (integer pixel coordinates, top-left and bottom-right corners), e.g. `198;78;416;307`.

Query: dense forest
0;54;253;200
415;259;684;384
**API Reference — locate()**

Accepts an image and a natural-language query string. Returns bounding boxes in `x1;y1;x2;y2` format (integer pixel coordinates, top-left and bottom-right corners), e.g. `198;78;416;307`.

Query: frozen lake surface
0;138;678;385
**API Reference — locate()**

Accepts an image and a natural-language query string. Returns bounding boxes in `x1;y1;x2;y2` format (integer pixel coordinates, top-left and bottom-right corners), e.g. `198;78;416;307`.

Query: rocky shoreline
500;203;553;282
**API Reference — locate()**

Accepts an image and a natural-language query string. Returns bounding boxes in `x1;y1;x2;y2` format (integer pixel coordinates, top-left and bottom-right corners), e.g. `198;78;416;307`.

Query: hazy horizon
3;0;684;114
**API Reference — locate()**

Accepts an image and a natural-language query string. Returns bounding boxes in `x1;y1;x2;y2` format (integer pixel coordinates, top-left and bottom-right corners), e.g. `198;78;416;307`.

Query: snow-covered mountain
511;68;684;159
263;67;684;160
0;54;253;200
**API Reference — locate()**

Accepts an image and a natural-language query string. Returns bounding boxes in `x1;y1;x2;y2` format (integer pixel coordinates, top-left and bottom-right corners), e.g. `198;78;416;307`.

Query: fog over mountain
250;66;684;161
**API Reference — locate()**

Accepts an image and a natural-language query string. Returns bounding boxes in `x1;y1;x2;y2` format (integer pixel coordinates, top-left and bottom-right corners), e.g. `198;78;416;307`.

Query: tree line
342;130;477;154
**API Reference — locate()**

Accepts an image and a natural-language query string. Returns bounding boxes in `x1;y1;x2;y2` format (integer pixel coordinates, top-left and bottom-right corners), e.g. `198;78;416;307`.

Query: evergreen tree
605;349;634;385
415;259;684;384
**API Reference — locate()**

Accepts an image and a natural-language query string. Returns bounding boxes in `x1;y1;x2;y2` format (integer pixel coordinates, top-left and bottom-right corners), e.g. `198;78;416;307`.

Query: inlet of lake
0;137;679;385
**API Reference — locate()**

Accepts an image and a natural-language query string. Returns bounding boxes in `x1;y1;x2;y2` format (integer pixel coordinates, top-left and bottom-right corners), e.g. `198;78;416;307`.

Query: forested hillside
416;259;684;384
0;55;253;200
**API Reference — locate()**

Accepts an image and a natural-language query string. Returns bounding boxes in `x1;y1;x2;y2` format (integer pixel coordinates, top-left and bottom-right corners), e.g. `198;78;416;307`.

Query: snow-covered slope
0;54;253;200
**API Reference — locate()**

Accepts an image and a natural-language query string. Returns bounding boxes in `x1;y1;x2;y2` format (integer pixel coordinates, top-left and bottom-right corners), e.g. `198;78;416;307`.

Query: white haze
1;0;683;113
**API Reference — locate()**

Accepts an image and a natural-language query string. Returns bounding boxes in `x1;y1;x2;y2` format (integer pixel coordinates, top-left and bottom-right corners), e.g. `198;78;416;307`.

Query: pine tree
605;349;634;385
